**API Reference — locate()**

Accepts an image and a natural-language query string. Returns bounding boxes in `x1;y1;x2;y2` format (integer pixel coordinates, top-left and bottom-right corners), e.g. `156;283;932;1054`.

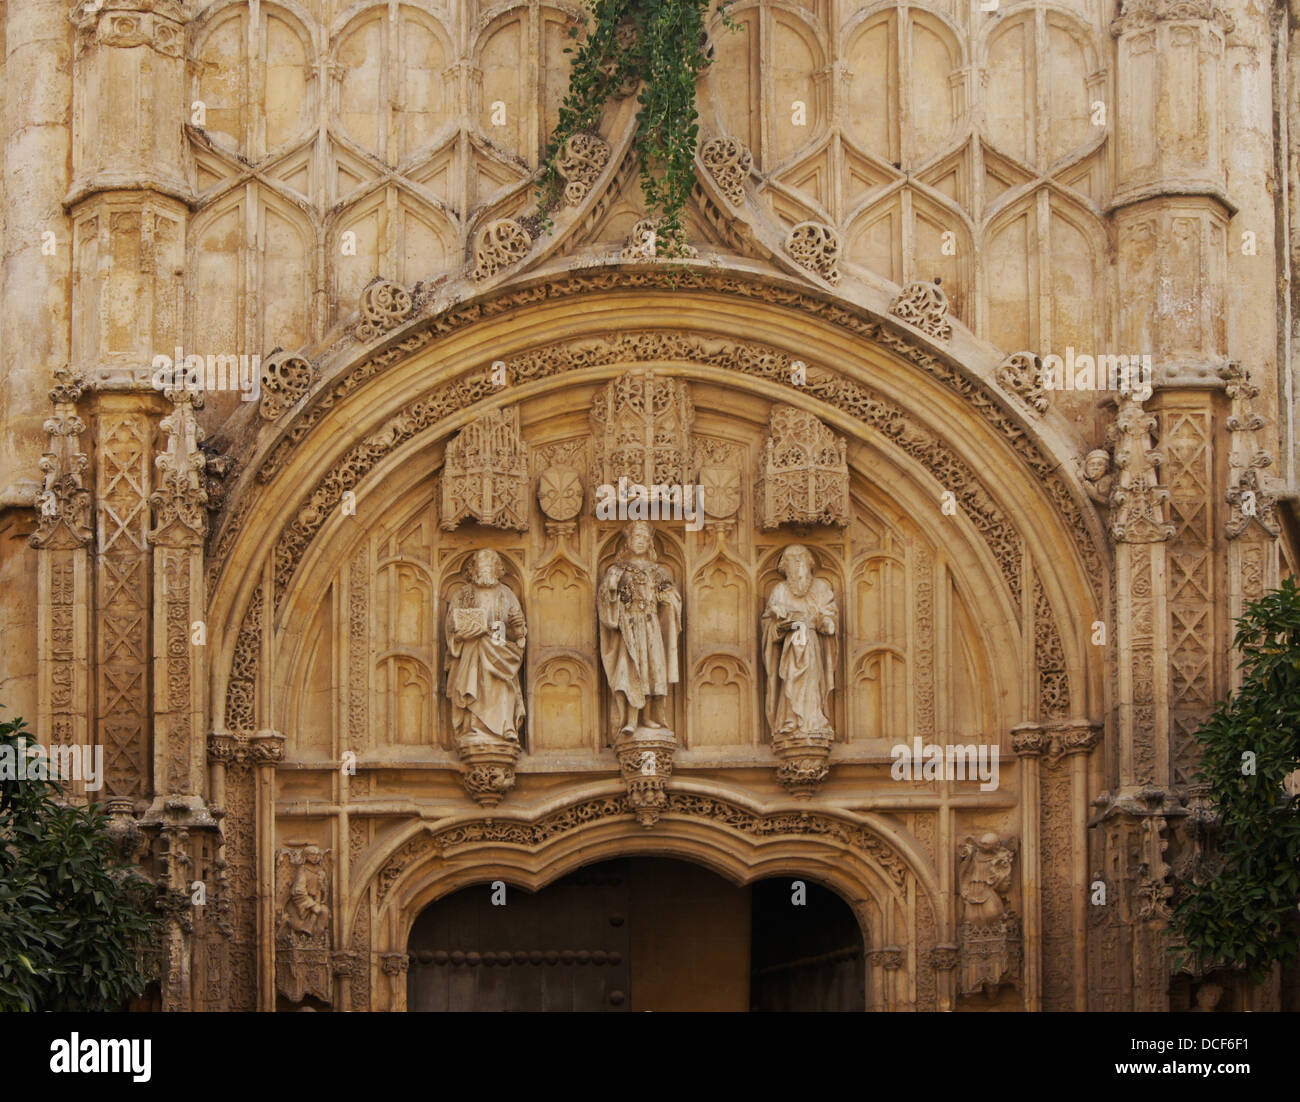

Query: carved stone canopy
755;405;849;529
439;407;530;531
590;370;695;489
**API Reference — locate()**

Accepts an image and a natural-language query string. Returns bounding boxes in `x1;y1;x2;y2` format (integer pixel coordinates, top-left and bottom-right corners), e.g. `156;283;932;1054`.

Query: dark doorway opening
407;857;864;1011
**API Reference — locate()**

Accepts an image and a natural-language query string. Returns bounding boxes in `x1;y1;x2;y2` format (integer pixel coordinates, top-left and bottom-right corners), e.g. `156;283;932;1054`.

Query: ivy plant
536;0;737;255
0;713;161;1011
1170;577;1300;980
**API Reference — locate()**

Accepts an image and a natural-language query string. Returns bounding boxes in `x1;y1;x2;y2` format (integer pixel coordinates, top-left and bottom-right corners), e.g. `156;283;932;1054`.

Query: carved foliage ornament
1108;395;1176;543
355;278;414;342
890;279;952;341
259;347;316;421
700;137;753;206
471;219;532;282
1110;0;1234;35
756;406;849;529
785;221;841;284
997;352;1049;414
557;132;611;205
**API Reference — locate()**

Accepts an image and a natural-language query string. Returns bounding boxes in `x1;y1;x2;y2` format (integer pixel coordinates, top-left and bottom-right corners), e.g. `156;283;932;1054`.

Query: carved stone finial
259;347;316;421
1221;362;1280;538
149;386;208;544
556;132;611;205
784;221;841;284
755;405;849;529
471;219;532;282
439;407;530;531
355;278;414;342
889;279;952;341
700;136;753;206
997;352;1048;414
30;368;92;550
1107;394;1176;543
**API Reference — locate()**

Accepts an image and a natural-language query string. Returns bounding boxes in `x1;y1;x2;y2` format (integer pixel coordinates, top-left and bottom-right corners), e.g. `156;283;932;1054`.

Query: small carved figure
761;545;838;740
445;549;527;744
598;521;681;737
281;845;330;938
1081;448;1114;506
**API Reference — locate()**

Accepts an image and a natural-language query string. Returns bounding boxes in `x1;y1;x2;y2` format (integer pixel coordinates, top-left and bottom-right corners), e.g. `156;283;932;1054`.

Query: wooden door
407;864;632;1012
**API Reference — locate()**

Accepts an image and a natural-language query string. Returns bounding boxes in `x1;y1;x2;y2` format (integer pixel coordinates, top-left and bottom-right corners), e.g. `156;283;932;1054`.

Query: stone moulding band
371;791;913;906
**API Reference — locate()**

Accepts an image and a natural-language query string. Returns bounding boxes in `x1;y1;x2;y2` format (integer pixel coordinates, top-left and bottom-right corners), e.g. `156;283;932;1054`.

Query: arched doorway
406;857;865;1011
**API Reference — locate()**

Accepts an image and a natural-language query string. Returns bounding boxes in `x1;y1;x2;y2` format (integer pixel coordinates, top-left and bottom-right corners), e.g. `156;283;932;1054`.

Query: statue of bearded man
598;520;682;737
444;549;526;744
761;545;837;739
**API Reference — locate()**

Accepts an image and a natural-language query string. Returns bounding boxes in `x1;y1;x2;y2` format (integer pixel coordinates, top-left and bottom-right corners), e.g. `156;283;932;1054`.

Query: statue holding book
444;549;527;744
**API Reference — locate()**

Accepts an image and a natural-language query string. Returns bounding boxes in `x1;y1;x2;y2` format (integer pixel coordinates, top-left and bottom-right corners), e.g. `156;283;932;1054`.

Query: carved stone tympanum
440;407;529;531
756;406;849;529
762;545;838;797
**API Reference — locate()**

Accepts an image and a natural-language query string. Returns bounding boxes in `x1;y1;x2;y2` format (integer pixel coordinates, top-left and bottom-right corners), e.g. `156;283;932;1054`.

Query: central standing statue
598;520;681;737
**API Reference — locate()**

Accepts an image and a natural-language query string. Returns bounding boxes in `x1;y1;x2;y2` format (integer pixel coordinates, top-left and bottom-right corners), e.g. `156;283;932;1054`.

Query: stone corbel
615;730;676;828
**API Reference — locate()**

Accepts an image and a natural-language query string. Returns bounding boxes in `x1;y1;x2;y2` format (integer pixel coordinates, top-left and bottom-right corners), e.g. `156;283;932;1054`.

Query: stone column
29;368;94;801
252;730;286;1011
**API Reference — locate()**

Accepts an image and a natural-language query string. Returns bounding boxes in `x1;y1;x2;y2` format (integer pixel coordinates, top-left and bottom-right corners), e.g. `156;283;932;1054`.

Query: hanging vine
536;0;738;256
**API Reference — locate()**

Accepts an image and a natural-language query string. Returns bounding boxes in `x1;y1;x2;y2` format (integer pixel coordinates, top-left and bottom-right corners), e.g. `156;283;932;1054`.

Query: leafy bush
537;0;738;250
1171;578;1300;979
0;714;160;1011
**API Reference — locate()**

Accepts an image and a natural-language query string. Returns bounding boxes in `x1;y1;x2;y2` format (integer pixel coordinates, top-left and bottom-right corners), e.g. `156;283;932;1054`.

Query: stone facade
0;0;1297;1011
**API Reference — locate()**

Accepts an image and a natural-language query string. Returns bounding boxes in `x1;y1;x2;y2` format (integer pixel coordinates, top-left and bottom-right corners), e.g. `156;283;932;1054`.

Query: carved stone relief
755;406;849;529
590;370;695;488
259;348;316;421
889;280;952;341
957;833;1021;996
556;132;611;205
785;221;841;284
439;407;530;532
700;136;753;206
471;219;532;282
355;278;415;343
275;845;331;1006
